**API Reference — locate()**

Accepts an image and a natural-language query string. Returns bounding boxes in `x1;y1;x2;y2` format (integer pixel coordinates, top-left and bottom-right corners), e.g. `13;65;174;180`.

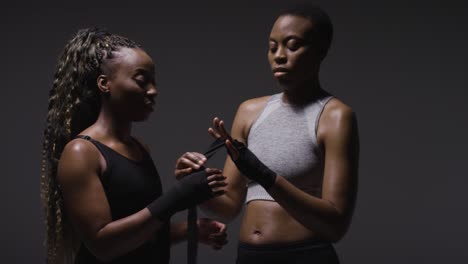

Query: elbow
317;228;345;243
322;206;354;243
220;211;239;224
87;246;117;263
327;229;346;243
84;240;122;263
95;254;115;263
202;205;239;223
218;203;242;223
325;221;351;243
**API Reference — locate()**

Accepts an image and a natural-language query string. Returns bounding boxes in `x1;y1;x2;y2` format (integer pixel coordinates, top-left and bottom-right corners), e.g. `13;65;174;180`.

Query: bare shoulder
237;96;271;116
322;98;355;123
234;96;271;140
318;98;357;142
57;139;101;186
60;138;101;164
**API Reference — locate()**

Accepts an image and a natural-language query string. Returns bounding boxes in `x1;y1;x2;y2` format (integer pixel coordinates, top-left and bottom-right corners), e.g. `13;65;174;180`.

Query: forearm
89;208;164;262
268;176;350;242
200;193;244;223
86;171;211;262
170;221;188;244
199;167;246;223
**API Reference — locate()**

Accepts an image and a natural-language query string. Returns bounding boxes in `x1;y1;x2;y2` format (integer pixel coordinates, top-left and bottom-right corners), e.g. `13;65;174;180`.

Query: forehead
110;47;154;72
270;15;315;39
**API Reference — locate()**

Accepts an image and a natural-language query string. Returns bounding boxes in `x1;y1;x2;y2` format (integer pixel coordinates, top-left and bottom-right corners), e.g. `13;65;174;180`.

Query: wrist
264;173;280;191
258;171;277;190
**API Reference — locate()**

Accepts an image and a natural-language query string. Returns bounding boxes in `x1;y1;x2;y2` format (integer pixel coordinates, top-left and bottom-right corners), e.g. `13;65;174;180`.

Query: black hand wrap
230;140;277;189
147;170;214;221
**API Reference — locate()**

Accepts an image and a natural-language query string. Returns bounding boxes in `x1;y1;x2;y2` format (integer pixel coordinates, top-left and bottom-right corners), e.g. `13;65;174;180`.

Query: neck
94;104;132;142
281;78;324;105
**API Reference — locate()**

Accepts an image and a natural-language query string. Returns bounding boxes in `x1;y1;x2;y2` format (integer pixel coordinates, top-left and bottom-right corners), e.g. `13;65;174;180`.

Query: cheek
112;81;144;106
267;52;275;65
291;51;316;71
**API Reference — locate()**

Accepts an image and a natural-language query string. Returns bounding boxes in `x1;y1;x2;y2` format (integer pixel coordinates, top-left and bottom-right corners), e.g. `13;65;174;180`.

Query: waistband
238;238;332;252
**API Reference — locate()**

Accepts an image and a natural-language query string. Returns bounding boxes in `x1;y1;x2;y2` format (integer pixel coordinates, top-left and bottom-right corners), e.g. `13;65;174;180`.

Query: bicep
57;143;112;244
321;110;359;217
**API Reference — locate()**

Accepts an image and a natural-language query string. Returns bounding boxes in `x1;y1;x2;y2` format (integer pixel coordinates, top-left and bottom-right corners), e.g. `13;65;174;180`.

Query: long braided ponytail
40;28;138;264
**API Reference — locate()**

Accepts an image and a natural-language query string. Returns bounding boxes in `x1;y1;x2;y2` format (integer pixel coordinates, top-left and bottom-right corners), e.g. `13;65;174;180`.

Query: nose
146;84;158;99
274;46;287;64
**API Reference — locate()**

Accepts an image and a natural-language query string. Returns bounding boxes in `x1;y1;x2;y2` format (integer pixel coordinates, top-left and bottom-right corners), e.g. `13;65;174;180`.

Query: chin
132;113;152;122
276;77;294;86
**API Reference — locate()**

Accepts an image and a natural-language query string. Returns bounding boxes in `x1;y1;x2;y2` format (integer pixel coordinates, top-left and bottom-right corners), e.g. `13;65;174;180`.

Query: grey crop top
245;92;333;203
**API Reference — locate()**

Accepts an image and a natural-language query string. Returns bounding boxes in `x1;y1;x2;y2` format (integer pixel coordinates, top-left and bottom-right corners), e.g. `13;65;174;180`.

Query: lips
273;67;290;78
144;99;155;110
272;67;289;73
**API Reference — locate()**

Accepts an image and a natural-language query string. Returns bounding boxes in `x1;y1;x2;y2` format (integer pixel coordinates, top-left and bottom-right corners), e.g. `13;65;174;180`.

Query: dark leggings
236;239;339;264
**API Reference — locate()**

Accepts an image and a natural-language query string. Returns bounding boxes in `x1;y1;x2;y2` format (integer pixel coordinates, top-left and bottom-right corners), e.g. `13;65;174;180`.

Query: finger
225;140;239;160
206;174;226;182
219;120;233;141
211;186;227;193
207;180;227;188
204;168;223;175
212;239;228;250
209;117;224;138
208;182;227;190
209;235;228;243
213;117;220;131
176;157;203;170
176;152;205;164
210;228;227;237
217;120;229;139
211;237;228;247
175;167;193;179
208;181;228;193
208;127;221;139
217;222;227;233
210;230;228;238
184;152;207;166
189;152;208;164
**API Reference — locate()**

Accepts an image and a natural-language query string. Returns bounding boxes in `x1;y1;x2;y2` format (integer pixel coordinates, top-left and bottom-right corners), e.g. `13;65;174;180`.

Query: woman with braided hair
41;28;228;264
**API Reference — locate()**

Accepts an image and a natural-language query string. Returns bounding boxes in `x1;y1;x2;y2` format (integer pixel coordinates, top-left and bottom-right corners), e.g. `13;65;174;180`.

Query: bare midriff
239;200;321;244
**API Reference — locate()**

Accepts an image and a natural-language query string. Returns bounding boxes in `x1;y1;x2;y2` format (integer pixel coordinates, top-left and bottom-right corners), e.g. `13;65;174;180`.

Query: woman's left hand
208;117;240;160
197;218;228;250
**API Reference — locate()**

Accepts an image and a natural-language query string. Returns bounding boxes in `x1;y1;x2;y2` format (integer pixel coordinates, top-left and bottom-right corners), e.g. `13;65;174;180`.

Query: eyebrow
134;68;155;75
269;35;305;42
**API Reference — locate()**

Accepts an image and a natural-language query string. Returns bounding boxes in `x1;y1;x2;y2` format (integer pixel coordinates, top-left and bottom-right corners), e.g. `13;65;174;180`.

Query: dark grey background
1;0;467;263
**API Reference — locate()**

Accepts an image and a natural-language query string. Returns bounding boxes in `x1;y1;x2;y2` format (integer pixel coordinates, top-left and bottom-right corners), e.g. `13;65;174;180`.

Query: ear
97;75;111;94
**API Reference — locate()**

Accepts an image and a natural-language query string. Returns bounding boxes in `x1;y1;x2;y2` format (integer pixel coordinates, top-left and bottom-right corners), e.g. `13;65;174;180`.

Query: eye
286;38;303;51
134;75;148;87
269;41;277;53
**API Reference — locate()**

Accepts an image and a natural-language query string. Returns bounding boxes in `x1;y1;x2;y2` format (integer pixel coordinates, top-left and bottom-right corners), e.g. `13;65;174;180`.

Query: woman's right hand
175;152;208;179
174;152;227;195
